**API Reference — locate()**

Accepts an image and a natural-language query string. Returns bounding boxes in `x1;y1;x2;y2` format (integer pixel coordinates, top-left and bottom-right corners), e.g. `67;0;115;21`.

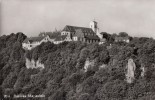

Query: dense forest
1;32;155;100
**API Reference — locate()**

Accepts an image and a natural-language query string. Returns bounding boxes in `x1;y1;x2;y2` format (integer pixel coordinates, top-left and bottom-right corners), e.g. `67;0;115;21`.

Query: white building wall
90;21;97;33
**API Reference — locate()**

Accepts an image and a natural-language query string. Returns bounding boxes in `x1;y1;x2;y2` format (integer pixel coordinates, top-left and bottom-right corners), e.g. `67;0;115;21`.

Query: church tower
90;20;98;33
89;20;102;39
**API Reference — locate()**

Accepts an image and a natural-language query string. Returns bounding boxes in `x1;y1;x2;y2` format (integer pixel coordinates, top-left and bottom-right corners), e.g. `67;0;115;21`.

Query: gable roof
55;35;67;41
73;29;85;37
45;32;61;39
69;26;100;40
23;36;46;43
66;25;100;40
62;25;94;33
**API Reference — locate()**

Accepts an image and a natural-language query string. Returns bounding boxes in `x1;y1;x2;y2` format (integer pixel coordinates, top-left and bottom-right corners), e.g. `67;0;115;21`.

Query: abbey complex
2;21;155;100
22;21;129;50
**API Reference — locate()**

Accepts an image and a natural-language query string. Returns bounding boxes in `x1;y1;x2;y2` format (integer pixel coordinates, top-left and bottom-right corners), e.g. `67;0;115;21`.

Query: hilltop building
61;20;102;43
22;21;104;50
115;36;130;43
22;35;54;50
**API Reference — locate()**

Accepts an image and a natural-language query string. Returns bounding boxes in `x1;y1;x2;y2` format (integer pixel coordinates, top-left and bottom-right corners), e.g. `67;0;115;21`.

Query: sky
1;0;155;38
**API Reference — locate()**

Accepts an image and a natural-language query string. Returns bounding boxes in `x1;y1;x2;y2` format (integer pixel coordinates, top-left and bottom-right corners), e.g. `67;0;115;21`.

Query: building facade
115;36;130;43
22;35;52;50
22;21;104;50
61;21;101;43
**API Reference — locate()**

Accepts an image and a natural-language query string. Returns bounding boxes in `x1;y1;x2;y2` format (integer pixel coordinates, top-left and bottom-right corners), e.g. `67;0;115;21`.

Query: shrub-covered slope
1;33;155;100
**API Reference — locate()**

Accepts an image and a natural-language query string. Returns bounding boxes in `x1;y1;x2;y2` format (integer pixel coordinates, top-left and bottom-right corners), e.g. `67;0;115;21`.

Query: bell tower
90;20;98;33
89;20;102;39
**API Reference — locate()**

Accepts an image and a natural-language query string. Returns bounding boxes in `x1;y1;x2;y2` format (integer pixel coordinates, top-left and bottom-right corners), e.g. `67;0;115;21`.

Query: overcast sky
1;0;155;38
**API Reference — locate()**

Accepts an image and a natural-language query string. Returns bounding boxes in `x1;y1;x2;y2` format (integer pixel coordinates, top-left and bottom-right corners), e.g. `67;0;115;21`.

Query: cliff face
84;58;95;72
140;64;146;77
25;58;44;69
126;58;136;83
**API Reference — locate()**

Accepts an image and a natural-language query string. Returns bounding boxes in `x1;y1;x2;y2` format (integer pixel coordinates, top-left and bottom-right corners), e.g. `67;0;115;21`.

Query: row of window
62;31;95;36
115;39;129;42
61;32;70;35
84;33;95;36
85;39;99;43
73;37;78;41
73;37;99;43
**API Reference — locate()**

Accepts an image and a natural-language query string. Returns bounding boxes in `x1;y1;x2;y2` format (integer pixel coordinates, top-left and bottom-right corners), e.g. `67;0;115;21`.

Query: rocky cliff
126;58;136;83
25;58;44;69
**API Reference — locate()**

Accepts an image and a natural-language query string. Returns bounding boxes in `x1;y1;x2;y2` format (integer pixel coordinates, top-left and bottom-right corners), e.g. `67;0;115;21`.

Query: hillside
1;33;155;100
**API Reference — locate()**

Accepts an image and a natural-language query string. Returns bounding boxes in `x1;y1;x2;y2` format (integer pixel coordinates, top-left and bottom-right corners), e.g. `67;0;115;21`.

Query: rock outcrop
99;64;107;69
84;58;95;72
25;58;44;70
126;58;136;83
140;64;145;77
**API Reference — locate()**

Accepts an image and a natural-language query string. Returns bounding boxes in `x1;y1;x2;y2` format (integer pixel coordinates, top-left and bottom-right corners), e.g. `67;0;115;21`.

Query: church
22;21;104;50
60;20;102;43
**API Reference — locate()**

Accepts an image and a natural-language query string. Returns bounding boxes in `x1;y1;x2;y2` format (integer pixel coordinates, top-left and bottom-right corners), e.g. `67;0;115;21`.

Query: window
73;37;78;41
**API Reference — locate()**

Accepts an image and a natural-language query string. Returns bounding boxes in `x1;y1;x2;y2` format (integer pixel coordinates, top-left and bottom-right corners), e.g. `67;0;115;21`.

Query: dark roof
55;35;67;41
85;35;100;40
62;25;94;33
66;25;100;40
68;25;100;40
45;32;61;39
73;29;85;37
23;36;46;43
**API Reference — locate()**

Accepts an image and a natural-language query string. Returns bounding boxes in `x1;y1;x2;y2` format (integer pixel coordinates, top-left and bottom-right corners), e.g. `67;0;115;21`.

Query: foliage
1;33;155;100
118;32;129;37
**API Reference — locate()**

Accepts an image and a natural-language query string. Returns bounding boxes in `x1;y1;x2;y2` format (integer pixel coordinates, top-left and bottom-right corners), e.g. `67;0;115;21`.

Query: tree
96;80;127;99
119;32;128;37
100;32;114;43
2;72;17;88
77;93;90;100
98;49;110;64
16;32;27;42
81;76;99;94
93;68;109;84
48;88;66;100
100;32;109;39
68;73;82;87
